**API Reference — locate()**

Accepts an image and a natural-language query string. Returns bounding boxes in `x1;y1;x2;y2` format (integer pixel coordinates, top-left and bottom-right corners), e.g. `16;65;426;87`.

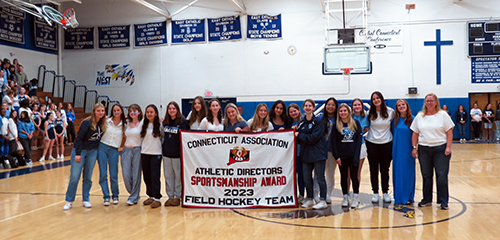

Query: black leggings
67;121;76;143
19;138;32;160
339;156;359;195
366;141;393;194
471;121;482;139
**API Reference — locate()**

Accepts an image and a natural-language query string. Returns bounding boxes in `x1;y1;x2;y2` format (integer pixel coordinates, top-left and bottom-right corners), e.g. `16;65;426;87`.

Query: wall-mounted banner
355;25;403;53
34;18;57;50
182;130;296;208
471;57;500;83
171;19;205;44
247;14;282;40
98;25;130;49
208;16;241;42
0;6;25;44
64;27;94;50
96;64;135;87
134;21;167;47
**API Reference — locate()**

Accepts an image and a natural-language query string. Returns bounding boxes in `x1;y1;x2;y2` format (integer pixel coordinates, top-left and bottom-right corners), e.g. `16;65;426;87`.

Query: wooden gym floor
1;142;499;239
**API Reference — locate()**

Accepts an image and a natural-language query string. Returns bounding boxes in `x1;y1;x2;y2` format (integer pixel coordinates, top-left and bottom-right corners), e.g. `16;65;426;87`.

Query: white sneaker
49;156;56;161
39;156;45;162
325;197;332;204
313;196;320;203
342;194;350;207
126;200;135;206
103;199;110;206
112;198;119;205
313;200;328;210
372;194;380;203
301;199;315;208
82;201;92;208
63;201;73;210
383;193;392;203
351;194;360;208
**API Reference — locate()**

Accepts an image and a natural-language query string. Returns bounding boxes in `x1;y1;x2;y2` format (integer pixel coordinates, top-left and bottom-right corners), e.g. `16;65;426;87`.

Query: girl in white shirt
140;104;163;208
122;104;143;206
97;104;126;206
365;91;395;203
199;99;224;131
187;96;207;130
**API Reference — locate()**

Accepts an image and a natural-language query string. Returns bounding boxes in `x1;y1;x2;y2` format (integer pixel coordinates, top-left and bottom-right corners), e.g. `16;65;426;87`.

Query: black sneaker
440;204;449;210
405;199;414;205
418;201;432;207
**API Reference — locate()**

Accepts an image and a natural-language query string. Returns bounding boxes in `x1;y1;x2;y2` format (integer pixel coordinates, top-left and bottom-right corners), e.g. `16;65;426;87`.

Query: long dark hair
20;110;30;123
269;100;291;124
10;110;18;125
322;97;338;126
368;91;389;121
207;99;222;124
141;104;161;138
110;104;127;132
163;101;184;126
188;96;207;126
127;104;143;122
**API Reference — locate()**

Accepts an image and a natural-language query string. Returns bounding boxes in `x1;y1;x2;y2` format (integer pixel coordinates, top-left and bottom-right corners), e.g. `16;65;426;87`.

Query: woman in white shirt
410;93;454;210
97;104;127;206
187;96;207;130
247;103;274;132
121;104;143;205
365;91;395;203
7;110;18;155
470;102;482;141
199;99;224;131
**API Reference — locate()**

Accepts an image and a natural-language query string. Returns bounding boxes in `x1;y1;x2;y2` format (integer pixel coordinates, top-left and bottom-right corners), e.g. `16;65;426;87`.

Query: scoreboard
468;21;500;57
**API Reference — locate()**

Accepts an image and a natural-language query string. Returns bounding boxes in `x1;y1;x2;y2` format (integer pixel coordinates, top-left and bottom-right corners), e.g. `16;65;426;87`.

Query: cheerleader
39;112;56;161
54;111;67;160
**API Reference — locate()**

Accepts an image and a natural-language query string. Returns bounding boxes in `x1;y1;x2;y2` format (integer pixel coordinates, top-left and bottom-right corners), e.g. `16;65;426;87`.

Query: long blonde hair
421;93;441;115
249;103;270;131
85;103;107;132
223;103;245;126
336;103;357;133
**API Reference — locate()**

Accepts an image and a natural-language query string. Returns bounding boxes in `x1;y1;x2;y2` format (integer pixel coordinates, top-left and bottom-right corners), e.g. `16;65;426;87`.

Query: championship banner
134;21;167;47
182;130;296;208
208;16;241;42
171;19;205;44
34;18;57;50
0;6;25;44
64;27;94;50
247;14;282;40
98;25;130;49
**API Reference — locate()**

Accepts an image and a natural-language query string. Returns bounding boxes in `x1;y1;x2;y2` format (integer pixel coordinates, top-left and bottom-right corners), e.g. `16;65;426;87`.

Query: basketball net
341;68;353;81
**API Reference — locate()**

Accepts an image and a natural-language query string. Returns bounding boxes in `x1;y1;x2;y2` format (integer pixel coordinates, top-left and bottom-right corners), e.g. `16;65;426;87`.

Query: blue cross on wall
424;29;453;85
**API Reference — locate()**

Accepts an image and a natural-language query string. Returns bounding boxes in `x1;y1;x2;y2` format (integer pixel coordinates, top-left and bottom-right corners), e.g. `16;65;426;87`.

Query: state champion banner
181;130;296;208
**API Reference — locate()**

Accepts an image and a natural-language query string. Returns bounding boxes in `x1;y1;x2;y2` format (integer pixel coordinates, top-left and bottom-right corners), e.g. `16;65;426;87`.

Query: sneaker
39;156;45;162
440;204;449;210
325;197;332;204
418;201;432;207
49;156;56;161
126;200;135;206
371;194;380;203
297;196;305;204
112;198;119;205
103;199;110;206
143;198;154;205
63;201;73;210
171;198;181;206
351;194;360;208
342;194;350;207
313;196;320;203
383;193;392;203
405;199;414;205
82;201;92;208
313;200;327;210
151;200;161;208
164;198;174;207
301;199;315;208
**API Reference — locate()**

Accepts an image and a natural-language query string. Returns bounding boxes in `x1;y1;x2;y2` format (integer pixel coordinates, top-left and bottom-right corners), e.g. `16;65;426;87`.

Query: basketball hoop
61;8;79;28
341;68;354;81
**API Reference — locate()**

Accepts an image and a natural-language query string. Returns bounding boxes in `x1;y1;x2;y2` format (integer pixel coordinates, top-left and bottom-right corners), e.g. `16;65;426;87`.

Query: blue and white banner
96;64;135;87
171;19;205;44
208;16;241;42
64;27;94;50
134;21;167;47
98;25;130;49
34;18;57;50
247;14;282;40
471;57;500;83
182;130;296;208
0;7;25;44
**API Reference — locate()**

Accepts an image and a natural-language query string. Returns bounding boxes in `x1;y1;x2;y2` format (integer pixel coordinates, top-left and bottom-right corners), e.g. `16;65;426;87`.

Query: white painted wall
59;0;500;114
0;45;57;81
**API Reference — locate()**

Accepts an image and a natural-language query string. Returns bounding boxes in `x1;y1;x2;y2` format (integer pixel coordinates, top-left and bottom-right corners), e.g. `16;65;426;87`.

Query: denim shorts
484;122;493;129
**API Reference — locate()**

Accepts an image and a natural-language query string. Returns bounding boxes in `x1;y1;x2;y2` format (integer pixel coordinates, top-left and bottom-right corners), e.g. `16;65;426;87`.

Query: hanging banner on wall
471;57;500;83
171;19;205;44
208;16;241;42
134;21;167;47
182;130;296;208
355;25;403;53
64;27;94;50
0;6;25;44
247;14;282;40
96;64;135;87
98;25;130;49
34;18;57;50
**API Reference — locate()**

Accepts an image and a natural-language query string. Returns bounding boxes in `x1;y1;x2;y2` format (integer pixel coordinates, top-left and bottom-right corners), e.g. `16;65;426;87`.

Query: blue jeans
496;121;500;140
65;148;98;202
98;143;120;200
457;123;467;139
303;160;326;200
418;144;451;205
121;147;142;203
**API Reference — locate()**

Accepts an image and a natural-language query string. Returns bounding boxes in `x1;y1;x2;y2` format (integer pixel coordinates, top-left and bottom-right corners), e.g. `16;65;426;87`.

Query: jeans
121;147;142;203
366;141;393;194
163;156;182;199
141;154;162;199
303;160;326;200
65;148;98;202
418;144;451;205
313;152;337;200
97;143;120;200
457;123;467;139
496;121;500;140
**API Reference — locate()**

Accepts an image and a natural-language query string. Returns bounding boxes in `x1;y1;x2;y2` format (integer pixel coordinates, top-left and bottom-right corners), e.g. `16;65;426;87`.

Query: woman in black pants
66;103;76;144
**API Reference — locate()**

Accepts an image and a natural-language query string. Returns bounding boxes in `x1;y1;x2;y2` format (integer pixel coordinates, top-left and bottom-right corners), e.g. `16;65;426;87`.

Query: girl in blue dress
392;99;415;205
